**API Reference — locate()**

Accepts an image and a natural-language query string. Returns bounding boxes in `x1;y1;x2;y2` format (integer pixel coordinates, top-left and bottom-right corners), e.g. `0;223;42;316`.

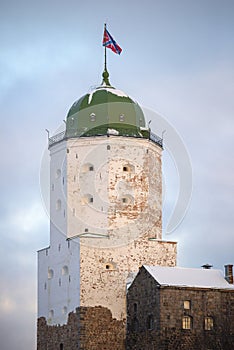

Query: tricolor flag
103;27;122;55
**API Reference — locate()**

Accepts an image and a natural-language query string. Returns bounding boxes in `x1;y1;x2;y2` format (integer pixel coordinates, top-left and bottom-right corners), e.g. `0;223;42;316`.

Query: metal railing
48;129;163;148
48;131;66;146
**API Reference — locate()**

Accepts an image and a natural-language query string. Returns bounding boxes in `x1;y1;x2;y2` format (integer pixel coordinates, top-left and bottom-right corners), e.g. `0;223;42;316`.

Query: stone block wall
37;306;125;350
126;266;234;350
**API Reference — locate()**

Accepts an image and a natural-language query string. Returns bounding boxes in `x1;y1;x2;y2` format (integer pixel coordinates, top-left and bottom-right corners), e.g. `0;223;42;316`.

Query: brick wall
127;267;234;350
37;306;125;350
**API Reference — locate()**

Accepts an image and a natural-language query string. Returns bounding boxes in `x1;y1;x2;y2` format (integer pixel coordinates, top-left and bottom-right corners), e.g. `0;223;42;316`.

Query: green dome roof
65;79;149;139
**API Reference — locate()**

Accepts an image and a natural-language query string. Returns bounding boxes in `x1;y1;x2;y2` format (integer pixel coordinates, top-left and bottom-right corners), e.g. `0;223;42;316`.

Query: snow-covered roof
144;265;234;290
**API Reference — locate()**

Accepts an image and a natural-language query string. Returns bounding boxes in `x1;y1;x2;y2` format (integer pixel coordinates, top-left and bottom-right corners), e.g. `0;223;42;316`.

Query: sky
0;0;234;349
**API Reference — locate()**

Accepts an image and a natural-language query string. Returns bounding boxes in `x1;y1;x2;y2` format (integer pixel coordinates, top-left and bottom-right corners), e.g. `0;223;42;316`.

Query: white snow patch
143;265;234;289
87;87;132;105
107;128;119;136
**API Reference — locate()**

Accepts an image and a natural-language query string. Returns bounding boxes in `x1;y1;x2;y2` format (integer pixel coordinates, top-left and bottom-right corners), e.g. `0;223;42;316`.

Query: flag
103;28;122;55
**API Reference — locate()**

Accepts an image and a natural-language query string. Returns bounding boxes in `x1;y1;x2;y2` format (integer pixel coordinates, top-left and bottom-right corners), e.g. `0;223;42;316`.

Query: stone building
126;265;234;350
37;66;177;349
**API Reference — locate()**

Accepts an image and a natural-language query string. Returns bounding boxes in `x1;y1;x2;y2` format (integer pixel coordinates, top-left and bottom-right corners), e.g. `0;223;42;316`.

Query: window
147;314;154;330
204;317;214;330
56;169;61;178
62;265;69;275
62;306;67;315
184;300;191;310
81;194;93;205
60;344;64;350
82;163;94;173
90;113;96;121
56;199;61;211
182;316;192;330
48;269;54;279
123;164;135;173
49;310;54;318
132;317;139;332
107;145;110;150
133;303;137;313
119;114;125;122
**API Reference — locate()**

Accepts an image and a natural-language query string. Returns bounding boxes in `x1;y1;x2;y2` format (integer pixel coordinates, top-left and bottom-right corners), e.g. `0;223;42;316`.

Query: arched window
48;268;54;279
62;265;69;275
90;113;96;122
182;316;192;330
60;344;64;350
123;164;135;173
62;306;67;315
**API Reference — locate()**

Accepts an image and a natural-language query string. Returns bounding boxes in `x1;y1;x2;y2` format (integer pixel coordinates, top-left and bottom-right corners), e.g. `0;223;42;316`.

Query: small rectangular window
184;300;191;310
204;317;214;330
182;316;192;330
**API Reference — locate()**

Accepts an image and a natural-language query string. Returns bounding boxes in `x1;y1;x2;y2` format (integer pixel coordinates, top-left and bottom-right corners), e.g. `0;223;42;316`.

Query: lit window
184;300;191;310
182;316;192;330
90;113;96;121
204;317;214;330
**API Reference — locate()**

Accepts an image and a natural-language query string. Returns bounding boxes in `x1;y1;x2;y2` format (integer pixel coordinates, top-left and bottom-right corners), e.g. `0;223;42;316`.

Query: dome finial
102;67;111;86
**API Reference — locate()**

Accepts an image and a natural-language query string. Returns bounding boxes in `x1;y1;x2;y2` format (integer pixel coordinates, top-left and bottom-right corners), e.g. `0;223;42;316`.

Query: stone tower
37;69;177;349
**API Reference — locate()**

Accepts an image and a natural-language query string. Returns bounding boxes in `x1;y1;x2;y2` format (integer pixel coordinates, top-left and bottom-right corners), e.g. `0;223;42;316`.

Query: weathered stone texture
37;306;125;350
80;238;176;320
127;267;234;350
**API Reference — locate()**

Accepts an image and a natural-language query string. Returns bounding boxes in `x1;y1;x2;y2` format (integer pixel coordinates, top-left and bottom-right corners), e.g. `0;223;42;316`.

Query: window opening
48;269;54;279
90;113;96;121
204;317;214;330
184;300;191;310
119;114;125;122
182;316;192;330
133;303;137;313
147;314;154;330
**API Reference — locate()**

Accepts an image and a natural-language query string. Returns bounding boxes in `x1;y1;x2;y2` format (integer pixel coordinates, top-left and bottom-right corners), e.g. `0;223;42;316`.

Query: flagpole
104;23;107;72
102;23;110;86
